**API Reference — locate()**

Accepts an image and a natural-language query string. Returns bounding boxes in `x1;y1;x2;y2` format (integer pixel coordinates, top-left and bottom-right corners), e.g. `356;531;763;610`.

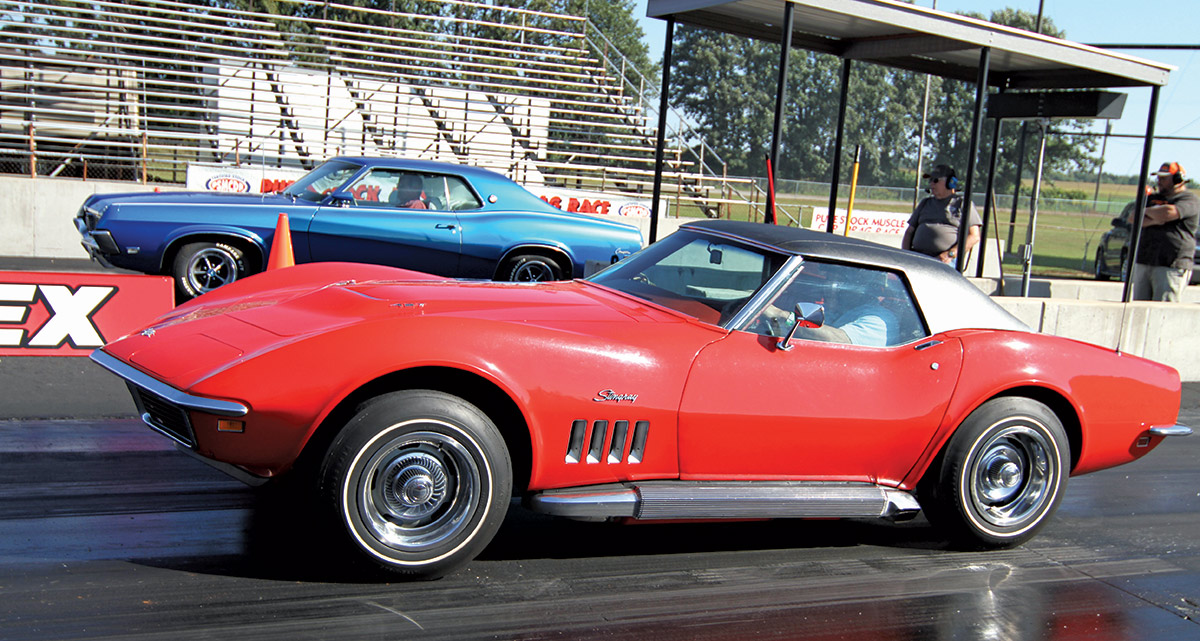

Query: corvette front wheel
319;390;512;578
923;397;1069;549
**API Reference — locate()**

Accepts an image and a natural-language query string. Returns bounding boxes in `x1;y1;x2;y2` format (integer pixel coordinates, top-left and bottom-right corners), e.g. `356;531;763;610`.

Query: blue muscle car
75;157;644;299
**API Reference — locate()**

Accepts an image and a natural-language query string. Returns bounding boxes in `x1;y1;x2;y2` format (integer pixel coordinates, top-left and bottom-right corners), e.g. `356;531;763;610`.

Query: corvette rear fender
901;383;1082;492
899;339;1081;490
900;329;1181;488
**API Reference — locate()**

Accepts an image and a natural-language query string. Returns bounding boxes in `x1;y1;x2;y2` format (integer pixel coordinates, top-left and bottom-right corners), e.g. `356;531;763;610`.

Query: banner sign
186;163;308;195
523;186;659;218
186;164;664;221
0;272;174;356
810;207;909;236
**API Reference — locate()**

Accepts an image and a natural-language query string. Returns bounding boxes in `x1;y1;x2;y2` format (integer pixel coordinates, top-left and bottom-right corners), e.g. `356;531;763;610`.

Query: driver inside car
753;265;898;348
392;173;429;209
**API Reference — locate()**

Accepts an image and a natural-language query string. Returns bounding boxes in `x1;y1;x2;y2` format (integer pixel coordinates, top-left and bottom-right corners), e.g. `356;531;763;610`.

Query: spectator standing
902;164;982;267
1132;162;1199;301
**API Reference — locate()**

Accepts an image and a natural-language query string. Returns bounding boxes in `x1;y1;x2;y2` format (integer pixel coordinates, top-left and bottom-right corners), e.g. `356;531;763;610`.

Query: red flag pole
765;155;778;225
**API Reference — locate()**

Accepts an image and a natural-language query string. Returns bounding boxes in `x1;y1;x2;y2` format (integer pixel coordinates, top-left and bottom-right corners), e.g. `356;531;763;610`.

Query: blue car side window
446;176;482;211
284;160;360;202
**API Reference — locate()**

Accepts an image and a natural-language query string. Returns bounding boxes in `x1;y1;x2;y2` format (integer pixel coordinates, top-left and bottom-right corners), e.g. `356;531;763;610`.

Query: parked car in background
91;219;1188;579
1094;198;1200;284
76;157;643;299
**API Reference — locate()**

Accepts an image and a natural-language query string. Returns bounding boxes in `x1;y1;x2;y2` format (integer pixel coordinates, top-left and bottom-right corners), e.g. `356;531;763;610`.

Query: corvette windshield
588;229;789;326
282;160;362;202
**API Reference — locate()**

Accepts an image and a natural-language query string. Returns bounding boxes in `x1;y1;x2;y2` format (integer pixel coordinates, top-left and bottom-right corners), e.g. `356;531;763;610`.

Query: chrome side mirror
778;302;824;351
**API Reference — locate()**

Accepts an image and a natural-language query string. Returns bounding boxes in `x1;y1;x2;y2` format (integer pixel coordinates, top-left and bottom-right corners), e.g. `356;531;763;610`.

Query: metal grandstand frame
2;0;765;219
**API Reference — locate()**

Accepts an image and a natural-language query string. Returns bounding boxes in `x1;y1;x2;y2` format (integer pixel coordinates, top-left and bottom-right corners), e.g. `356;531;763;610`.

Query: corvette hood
103;271;672;387
227;278;642;337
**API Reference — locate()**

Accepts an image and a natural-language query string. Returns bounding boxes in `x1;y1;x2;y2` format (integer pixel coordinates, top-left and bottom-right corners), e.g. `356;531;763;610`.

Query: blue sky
634;0;1198;178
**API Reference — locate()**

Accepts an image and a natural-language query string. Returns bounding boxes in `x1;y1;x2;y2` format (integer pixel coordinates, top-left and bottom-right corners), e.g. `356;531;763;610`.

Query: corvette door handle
436;224;457;230
914;339;943;351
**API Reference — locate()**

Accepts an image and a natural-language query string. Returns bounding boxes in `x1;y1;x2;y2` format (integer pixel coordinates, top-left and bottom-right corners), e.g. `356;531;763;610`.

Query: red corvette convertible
91;220;1189;578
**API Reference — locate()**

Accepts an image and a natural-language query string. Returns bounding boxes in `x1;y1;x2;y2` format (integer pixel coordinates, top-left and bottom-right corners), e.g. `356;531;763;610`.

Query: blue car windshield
588;229;789;326
283;160;363;202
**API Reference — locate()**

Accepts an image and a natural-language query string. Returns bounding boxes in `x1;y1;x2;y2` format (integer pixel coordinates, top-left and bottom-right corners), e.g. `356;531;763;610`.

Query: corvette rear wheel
923;397;1069;549
504;254;564;281
319;390;511;578
173;241;248;300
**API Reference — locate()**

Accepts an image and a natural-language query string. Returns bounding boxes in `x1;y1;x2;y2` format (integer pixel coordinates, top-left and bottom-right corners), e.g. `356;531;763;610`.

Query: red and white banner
0;272;174;356
810;207;909;236
523;186;660;218
186;163;308;194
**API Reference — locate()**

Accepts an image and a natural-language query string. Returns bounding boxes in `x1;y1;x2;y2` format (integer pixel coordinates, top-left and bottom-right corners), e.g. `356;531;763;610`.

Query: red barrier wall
0;272;174;356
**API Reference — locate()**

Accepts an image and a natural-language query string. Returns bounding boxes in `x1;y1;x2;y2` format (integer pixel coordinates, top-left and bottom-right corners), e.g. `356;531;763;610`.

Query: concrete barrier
0;175;186;259
969;276;1200;381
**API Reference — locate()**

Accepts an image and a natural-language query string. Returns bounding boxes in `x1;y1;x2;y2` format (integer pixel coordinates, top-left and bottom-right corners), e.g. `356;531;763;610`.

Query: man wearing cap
1132;162;1199;301
902;164;982;267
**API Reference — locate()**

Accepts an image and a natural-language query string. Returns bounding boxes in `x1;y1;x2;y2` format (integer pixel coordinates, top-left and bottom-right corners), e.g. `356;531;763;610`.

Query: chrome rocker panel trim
90;349;249;418
527;481;922;522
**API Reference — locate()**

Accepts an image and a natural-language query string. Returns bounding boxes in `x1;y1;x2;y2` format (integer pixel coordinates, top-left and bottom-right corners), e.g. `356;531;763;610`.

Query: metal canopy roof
646;0;1172;89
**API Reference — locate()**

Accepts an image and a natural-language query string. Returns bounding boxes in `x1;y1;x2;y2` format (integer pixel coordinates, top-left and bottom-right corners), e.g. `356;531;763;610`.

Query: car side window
446;176;483;211
342;169;447;210
748;261;927;348
590;233;786;325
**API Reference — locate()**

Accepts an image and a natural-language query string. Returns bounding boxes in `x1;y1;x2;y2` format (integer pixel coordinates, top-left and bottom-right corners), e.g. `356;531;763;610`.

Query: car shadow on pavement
132;492;951;585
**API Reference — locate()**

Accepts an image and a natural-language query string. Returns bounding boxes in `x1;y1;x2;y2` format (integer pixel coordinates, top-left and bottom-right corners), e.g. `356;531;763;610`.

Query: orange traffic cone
266;212;295;270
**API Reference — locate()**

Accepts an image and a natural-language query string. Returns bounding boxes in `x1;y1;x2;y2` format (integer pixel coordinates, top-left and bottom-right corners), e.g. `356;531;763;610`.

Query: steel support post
649;17;676;244
1121;85;1161;303
1020;122;1048;297
766;2;795;225
977;115;1003;278
957;46;989;273
826;59;852;234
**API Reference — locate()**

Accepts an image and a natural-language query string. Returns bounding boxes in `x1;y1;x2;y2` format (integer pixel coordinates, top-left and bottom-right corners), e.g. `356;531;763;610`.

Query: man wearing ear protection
902;164;981;267
1132;162;1199;301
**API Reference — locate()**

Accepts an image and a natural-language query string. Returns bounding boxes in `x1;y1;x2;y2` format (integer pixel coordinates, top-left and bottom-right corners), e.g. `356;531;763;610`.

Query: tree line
667;8;1104;192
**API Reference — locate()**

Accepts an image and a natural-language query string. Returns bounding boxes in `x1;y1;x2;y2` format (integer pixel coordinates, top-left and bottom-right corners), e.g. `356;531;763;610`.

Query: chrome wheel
173;241;248;300
505;254;563;282
967;425;1056;530
923;397;1068;549
354;426;481;552
186;246;239;293
321;390;512;578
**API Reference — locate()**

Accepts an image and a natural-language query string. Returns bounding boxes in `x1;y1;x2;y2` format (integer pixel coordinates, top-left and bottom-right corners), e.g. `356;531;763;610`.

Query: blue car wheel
173;241;248;300
504;254;564;282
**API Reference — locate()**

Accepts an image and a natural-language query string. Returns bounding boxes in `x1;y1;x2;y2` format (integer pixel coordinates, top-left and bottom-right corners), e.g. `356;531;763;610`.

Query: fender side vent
565;419;648;464
586;421;608;463
565;419;587;463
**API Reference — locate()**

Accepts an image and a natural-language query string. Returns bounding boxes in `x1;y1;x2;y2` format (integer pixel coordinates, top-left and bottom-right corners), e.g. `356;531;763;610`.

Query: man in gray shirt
902;164;981;267
1133;162;1199;301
